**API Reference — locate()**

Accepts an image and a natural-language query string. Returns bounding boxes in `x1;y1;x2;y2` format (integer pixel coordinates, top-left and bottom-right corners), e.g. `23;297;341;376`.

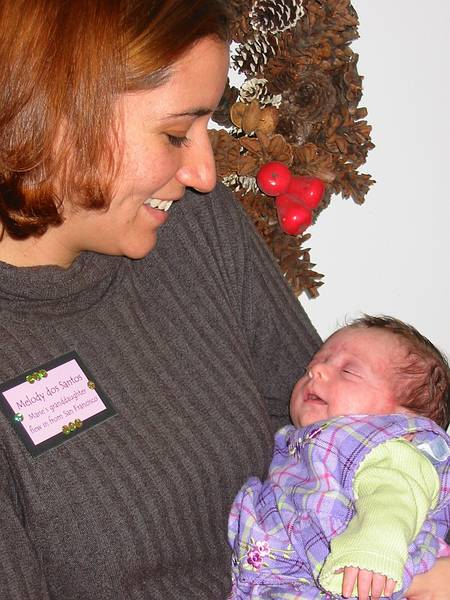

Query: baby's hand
341;566;396;600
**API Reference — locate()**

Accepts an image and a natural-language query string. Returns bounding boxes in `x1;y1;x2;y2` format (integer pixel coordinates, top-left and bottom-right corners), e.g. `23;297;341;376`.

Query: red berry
256;161;292;196
287;176;325;209
275;193;312;236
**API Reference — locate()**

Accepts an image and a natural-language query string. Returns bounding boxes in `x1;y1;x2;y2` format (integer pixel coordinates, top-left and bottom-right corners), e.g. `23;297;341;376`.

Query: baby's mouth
143;198;174;212
305;392;327;405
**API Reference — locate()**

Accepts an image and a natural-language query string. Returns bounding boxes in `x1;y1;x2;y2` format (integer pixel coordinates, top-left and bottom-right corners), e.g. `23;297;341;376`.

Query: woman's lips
143;198;174;211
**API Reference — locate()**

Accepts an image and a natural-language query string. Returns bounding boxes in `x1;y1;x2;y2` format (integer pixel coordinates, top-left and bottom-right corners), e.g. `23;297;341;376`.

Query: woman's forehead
123;38;229;118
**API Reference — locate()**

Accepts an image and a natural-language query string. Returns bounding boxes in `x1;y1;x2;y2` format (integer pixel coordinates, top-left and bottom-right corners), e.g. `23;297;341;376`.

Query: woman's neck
0;229;77;268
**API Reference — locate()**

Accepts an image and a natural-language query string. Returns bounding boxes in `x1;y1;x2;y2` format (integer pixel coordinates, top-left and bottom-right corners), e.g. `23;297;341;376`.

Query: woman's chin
122;239;158;260
96;234;158;260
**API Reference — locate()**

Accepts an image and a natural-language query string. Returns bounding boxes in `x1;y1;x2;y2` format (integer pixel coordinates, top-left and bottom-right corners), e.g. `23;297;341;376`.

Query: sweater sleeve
319;438;440;594
0;451;51;598
228;186;322;430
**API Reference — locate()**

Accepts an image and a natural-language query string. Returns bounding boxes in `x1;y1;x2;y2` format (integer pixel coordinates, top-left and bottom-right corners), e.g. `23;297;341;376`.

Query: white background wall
220;0;449;428
301;0;450;357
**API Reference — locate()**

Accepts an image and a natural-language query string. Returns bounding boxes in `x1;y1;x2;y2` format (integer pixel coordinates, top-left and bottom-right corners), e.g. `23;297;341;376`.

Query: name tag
0;351;117;456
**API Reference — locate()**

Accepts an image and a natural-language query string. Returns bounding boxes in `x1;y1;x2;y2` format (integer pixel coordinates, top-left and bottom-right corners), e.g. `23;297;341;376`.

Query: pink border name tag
0;352;117;456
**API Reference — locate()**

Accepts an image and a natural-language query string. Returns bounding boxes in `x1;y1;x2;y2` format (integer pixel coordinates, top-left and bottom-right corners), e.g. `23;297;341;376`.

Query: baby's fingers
384;578;397;597
368;572;390;600
342;566;358;598
341;567;396;599
355;569;375;600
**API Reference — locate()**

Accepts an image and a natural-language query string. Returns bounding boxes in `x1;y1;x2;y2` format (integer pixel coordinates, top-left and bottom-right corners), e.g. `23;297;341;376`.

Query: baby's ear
430;364;447;397
445;384;450;431
430;364;450;428
445;400;449;431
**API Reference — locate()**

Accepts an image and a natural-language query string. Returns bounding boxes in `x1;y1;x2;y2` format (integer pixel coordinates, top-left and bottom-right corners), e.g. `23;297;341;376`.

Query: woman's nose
176;131;217;193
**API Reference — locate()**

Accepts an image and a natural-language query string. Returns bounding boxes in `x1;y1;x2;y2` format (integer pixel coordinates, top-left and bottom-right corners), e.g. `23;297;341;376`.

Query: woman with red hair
0;1;447;598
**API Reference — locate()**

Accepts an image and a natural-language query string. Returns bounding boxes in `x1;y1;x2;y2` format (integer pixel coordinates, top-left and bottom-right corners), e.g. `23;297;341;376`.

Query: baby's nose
308;363;327;380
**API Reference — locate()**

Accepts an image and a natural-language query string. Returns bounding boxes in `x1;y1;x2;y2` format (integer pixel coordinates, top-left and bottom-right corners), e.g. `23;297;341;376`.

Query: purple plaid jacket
228;414;450;599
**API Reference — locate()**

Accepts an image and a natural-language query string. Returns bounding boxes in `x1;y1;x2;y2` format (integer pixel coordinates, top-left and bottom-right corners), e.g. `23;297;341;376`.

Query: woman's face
52;36;229;265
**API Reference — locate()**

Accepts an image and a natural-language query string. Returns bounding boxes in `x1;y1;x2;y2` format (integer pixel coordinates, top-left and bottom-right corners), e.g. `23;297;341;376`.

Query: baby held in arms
229;315;450;600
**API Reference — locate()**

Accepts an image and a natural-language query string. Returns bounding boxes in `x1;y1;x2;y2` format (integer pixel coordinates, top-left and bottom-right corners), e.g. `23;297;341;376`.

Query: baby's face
290;327;408;427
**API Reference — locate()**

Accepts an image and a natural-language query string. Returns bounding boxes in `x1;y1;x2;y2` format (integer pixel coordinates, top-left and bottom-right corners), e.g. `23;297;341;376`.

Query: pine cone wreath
211;0;375;298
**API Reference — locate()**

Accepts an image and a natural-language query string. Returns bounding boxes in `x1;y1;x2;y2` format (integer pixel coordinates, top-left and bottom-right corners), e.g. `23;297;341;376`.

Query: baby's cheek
289;393;299;424
289;387;306;427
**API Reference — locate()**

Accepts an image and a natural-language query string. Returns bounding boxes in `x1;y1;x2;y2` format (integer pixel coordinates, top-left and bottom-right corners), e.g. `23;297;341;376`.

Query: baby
228;315;450;600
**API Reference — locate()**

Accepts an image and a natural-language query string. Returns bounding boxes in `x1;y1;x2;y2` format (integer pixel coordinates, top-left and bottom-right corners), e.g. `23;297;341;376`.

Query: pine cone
292;143;336;184
239;77;281;106
232;31;279;76
323;106;374;166
264;53;305;97
228;0;252;19
222;174;260;195
342;56;363;108
333;164;375;205
250;0;305;35
238;190;277;238
278;117;315;146
270;231;324;298
230;13;253;45
278;68;337;143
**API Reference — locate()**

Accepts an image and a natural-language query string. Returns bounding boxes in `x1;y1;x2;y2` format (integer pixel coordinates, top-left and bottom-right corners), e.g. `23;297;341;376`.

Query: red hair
348;315;450;428
0;0;229;238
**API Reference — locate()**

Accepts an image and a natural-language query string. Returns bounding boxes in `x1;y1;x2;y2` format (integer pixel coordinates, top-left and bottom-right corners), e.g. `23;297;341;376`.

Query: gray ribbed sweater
0;184;321;599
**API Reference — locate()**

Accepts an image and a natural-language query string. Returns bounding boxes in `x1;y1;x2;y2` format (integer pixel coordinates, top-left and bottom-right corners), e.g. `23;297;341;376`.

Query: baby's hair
347;315;450;428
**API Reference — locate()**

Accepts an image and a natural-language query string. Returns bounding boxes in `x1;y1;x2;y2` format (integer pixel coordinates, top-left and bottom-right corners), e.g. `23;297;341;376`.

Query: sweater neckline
0;251;125;317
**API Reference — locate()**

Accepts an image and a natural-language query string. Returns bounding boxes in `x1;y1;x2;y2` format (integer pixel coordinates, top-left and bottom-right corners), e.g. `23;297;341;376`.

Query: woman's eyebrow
164;107;213;119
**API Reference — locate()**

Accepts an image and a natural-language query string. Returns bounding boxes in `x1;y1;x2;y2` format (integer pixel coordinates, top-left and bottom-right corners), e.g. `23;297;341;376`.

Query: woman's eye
167;134;190;148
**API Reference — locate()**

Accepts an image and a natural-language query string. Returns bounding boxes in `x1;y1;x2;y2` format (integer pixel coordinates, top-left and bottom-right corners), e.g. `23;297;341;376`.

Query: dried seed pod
240;137;262;155
241;99;262;133
267;134;293;165
256;106;280;135
237;154;261;177
230;102;247;129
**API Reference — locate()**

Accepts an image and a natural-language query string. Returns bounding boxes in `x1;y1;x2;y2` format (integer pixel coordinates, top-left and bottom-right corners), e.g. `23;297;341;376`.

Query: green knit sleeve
318;438;440;595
